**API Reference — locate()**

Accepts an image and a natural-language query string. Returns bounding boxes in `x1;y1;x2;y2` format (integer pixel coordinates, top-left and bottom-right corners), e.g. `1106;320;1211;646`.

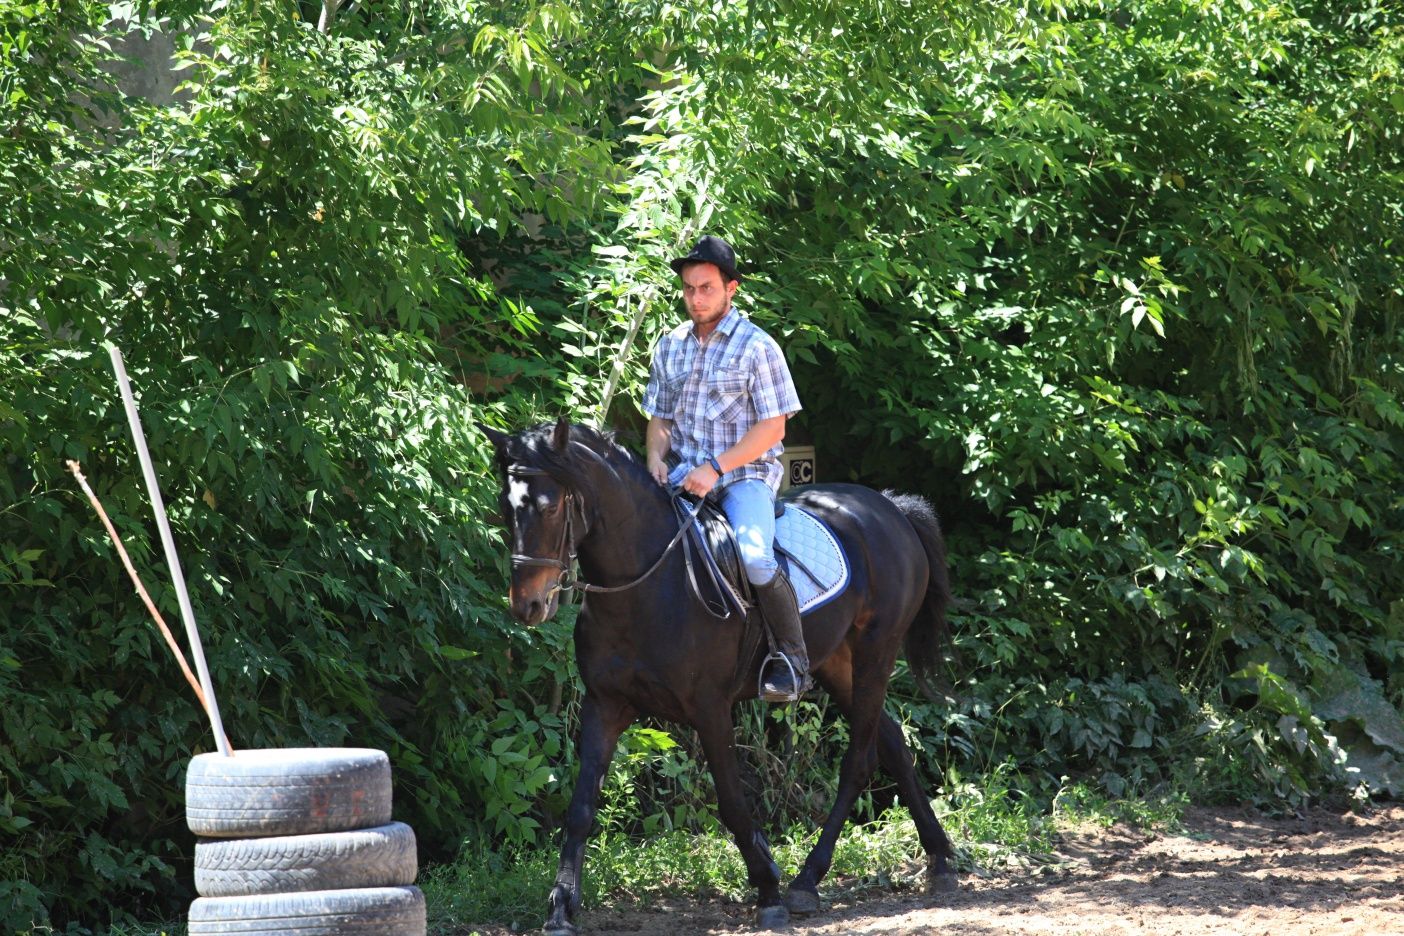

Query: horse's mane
501;421;658;497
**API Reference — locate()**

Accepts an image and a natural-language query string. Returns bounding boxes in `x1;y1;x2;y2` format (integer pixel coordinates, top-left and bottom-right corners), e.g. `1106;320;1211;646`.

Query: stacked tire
185;748;425;935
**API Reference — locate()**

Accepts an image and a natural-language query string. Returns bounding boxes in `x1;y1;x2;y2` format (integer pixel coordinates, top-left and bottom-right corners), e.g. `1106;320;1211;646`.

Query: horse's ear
552;416;571;452
477;422;509;451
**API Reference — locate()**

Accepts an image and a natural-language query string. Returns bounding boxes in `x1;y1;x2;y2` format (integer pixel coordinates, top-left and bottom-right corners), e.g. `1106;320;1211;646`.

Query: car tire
187;885;426;934
186;748;393;838
194;822;417;897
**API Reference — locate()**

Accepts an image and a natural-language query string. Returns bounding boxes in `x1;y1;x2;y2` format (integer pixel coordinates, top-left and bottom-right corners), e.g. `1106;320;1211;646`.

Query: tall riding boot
754;572;812;703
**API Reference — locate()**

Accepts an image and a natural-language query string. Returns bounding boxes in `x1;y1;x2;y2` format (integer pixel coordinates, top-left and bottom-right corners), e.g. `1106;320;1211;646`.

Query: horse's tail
883;491;951;692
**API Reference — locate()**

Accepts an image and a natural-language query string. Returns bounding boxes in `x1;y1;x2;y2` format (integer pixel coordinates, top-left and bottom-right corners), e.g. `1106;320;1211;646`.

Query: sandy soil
460;805;1404;936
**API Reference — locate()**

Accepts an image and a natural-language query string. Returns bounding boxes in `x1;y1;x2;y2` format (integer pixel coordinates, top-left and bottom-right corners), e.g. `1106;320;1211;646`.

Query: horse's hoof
756;903;790;930
927;871;960;894
785;885;821;915
543;923;579;936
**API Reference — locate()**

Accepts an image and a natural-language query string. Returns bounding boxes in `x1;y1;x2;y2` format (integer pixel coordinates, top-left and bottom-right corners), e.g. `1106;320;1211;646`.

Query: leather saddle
677;495;802;622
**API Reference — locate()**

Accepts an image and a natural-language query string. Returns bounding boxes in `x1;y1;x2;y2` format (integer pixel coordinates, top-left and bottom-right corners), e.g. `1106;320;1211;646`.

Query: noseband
506;464;705;600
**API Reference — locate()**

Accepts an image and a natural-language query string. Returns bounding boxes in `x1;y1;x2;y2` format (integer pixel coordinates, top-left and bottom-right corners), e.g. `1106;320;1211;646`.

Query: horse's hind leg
874;711;958;892
784;647;958;914
695;711;788;929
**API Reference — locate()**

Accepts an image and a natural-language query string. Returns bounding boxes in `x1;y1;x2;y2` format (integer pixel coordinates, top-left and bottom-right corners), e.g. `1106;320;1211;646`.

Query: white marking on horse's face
508;477;531;511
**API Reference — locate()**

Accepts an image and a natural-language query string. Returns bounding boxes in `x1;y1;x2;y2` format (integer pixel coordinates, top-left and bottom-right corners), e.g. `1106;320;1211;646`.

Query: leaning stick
595;213;707;425
107;344;233;757
66;459;228;751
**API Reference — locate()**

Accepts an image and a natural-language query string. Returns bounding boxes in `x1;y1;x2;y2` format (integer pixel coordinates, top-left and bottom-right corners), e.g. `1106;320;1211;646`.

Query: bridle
507;466;586;598
506;465;706;600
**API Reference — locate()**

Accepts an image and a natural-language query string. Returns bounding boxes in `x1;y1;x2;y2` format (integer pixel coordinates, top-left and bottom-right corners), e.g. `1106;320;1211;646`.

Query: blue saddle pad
775;505;851;616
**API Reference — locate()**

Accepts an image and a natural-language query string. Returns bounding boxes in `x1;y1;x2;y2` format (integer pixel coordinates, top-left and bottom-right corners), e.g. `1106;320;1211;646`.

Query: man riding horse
481;236;958;933
642;235;811;702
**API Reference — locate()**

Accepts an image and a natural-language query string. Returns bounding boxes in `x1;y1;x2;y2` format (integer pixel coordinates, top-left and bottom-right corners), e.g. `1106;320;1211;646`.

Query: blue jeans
721;479;780;585
668;468;779;585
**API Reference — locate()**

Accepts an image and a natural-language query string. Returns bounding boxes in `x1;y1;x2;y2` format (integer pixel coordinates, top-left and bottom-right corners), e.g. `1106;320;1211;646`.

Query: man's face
681;262;738;331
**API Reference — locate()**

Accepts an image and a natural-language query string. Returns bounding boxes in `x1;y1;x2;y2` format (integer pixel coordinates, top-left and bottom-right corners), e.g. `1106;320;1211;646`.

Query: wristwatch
706;455;725;478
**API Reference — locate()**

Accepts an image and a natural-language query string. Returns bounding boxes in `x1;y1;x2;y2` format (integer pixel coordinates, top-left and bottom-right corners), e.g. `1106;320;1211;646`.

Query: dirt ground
462;804;1404;935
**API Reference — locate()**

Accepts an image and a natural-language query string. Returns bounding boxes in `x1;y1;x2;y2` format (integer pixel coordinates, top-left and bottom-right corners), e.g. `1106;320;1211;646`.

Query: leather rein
506;465;707;602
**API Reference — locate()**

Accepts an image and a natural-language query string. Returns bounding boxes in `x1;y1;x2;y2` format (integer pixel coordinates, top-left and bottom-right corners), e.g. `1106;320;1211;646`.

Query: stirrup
758;651;807;703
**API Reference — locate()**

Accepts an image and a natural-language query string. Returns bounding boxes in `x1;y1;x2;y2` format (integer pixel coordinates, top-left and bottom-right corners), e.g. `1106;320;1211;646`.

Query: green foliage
3;0;1402;930
1;0;600;929
1053;779;1187;832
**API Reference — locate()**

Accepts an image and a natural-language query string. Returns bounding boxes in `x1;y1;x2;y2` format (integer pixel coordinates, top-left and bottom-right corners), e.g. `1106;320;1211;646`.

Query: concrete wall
103;26;191;106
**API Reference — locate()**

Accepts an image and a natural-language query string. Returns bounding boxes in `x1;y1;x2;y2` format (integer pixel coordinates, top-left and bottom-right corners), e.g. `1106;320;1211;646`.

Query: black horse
481;418;957;934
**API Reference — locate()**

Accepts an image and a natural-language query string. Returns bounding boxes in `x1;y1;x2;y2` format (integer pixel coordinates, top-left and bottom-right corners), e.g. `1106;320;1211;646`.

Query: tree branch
317;0;341;34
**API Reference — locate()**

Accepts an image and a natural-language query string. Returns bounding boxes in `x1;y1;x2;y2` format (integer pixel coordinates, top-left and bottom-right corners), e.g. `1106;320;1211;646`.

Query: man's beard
691;303;728;326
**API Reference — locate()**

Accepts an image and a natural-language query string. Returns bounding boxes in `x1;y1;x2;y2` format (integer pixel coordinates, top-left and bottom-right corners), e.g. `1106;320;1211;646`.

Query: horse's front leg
546;693;635;936
696;713;788;929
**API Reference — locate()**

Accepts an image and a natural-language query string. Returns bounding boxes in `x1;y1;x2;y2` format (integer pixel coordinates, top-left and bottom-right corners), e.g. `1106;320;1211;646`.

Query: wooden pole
107;344;233;757
66;460;232;753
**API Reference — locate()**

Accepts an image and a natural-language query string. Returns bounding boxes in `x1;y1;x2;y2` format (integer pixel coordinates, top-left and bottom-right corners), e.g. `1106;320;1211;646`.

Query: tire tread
194;823;416;897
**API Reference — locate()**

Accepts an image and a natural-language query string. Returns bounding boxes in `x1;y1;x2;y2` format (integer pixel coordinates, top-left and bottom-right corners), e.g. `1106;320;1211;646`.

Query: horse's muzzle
510;570;561;626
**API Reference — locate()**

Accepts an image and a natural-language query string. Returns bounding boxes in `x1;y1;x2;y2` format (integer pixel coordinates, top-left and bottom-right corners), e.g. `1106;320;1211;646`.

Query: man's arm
678;414;787;497
646;415;673;485
715;414;786;475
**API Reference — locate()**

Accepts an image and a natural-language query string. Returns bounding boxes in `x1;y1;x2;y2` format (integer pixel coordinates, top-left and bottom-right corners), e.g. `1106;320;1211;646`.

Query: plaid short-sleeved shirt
641;307;802;494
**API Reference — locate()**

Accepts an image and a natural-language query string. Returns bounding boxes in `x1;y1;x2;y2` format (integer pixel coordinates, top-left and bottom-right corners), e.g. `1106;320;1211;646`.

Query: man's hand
646;416;673;486
647;455;669;487
681;462;721;497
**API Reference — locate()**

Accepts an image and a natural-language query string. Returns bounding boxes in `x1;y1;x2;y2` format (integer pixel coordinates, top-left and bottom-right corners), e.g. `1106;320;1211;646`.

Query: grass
420;818;943;932
423;774;1186;933
1052;780;1188;833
